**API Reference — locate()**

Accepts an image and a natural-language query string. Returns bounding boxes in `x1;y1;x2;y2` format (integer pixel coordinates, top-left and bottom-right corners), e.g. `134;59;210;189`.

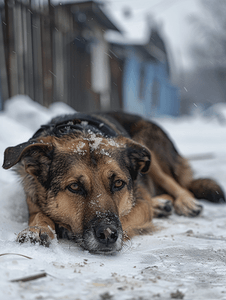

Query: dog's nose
95;224;118;245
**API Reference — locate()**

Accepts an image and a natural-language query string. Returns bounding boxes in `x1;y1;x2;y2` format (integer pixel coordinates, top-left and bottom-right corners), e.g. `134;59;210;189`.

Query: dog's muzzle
82;213;123;254
95;223;118;245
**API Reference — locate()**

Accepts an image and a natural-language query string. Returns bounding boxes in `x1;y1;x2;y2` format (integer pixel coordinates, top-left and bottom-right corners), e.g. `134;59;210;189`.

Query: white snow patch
75;141;86;155
89;134;103;151
82;131;120;156
100;149;111;157
108;139;120;148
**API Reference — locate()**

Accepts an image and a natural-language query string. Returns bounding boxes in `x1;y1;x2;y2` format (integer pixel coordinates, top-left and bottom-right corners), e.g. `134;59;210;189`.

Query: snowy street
0;97;226;300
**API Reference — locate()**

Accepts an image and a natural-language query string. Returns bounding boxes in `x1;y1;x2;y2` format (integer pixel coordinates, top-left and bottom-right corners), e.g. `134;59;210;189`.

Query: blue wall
123;47;180;118
0;74;2;111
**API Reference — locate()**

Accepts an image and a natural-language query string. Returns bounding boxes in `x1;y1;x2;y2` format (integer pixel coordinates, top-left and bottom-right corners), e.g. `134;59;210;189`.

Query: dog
2;111;225;254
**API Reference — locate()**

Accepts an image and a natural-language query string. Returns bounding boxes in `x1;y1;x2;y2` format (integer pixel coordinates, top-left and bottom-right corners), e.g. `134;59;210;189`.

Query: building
106;8;180;118
0;0;179;117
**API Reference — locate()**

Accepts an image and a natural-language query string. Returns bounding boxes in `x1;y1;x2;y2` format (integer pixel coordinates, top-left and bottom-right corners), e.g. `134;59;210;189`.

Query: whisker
121;239;132;253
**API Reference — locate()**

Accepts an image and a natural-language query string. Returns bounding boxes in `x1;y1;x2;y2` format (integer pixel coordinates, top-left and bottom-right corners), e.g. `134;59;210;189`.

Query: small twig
187;153;215;161
0;253;32;259
11;272;47;282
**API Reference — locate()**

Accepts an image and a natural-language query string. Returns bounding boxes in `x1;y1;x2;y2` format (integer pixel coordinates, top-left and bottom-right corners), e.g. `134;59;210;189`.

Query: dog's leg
150;154;203;216
17;197;55;247
151;194;173;218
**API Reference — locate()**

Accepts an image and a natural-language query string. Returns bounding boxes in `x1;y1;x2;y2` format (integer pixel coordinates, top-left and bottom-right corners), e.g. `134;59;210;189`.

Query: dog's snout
82;214;123;253
95;224;118;245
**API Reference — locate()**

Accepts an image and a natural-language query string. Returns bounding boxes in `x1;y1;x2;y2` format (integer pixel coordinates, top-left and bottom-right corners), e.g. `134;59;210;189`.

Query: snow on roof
104;7;151;45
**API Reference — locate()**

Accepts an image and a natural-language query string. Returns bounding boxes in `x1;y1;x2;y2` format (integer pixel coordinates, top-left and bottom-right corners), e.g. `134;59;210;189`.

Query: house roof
51;0;120;32
102;2;169;64
104;10;150;46
103;1;153;46
50;0;151;42
107;19;168;63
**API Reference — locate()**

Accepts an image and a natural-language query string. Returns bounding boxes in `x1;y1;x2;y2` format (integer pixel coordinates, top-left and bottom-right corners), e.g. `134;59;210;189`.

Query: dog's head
3;132;151;253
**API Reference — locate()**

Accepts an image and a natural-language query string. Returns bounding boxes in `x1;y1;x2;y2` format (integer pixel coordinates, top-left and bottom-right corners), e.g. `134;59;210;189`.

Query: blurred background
0;0;225;119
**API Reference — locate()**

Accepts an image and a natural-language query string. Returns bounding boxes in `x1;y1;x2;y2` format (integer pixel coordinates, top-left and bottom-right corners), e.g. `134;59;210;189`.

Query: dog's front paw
17;226;55;247
152;194;173;218
174;194;203;217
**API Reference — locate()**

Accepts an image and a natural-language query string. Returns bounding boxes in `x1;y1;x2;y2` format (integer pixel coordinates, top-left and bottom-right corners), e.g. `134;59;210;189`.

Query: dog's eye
112;180;126;192
68;183;80;192
67;183;85;195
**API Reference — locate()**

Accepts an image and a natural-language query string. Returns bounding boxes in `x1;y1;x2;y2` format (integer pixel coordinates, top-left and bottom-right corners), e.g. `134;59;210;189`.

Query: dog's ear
2;138;54;177
126;141;151;180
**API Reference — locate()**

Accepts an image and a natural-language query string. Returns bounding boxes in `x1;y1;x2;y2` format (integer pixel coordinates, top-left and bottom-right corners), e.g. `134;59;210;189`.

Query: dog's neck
32;113;118;140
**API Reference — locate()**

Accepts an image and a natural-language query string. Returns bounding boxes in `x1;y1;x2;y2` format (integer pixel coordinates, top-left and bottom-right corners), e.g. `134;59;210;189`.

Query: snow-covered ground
0;96;226;300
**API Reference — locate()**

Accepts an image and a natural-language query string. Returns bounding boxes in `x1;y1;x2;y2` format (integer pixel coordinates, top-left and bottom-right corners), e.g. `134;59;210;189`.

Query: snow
105;7;151;45
76;141;87;155
1;96;226;299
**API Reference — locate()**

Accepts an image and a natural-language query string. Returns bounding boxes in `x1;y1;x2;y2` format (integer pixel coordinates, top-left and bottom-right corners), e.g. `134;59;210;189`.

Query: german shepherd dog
3;112;225;254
